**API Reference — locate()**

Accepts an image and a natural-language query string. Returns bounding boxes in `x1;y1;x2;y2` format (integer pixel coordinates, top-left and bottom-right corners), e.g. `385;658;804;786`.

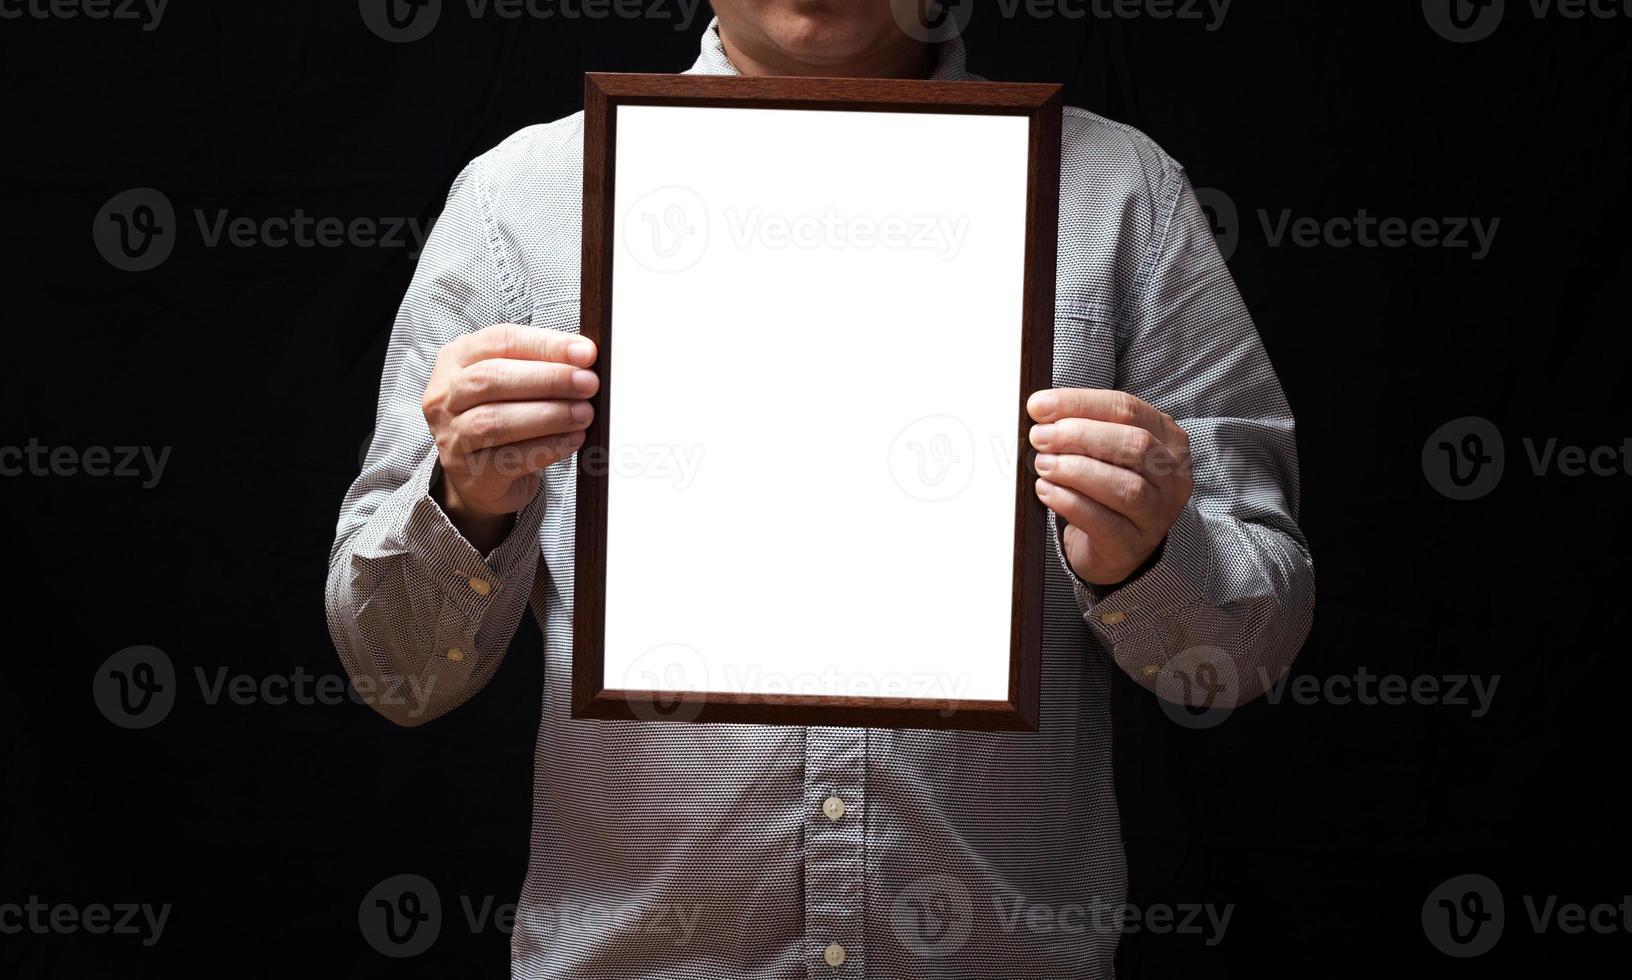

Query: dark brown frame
573;72;1062;731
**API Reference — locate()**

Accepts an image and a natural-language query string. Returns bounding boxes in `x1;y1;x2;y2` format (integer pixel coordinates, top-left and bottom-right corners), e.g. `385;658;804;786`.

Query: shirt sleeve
325;157;548;727
1059;164;1316;709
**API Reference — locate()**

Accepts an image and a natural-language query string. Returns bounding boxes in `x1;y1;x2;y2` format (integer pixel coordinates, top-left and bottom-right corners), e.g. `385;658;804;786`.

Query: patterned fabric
326;19;1313;980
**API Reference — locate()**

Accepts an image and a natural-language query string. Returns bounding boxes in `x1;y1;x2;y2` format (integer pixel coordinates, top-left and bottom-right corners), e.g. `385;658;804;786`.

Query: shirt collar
684;17;971;81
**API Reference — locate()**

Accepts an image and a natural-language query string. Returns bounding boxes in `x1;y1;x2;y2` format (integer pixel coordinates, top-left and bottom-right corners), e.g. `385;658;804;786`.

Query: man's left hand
1027;388;1194;588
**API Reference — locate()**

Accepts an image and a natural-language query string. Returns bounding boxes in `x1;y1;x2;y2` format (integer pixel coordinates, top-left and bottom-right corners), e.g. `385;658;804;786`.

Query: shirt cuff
1051;499;1212;647
357;450;548;630
416;452;549;617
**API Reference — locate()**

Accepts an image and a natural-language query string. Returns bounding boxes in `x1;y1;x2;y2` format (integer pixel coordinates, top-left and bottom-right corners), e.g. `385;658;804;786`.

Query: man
327;3;1314;977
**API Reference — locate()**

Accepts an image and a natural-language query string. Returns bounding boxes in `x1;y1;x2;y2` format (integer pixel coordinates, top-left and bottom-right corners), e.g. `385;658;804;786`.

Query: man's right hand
421;324;598;552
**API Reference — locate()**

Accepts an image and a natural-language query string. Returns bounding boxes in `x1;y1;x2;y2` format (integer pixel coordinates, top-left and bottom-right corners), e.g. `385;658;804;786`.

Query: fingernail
1035;477;1054;497
569;339;595;362
572;369;598;394
1034;453;1057;474
1031;424;1055;449
571;401;593;422
1030;391;1057;419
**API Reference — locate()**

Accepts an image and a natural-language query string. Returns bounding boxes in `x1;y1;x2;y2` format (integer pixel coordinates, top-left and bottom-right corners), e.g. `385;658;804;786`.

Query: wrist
433;473;515;555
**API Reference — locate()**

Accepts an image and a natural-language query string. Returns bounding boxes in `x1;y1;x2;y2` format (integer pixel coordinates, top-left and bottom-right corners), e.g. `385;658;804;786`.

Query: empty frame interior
576;76;1058;729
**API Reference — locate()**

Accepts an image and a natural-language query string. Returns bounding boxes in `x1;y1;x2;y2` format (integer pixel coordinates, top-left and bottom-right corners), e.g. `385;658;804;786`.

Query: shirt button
468;577;492;596
446;648;466;662
822;943;846;967
1100;610;1127;626
822;796;846;821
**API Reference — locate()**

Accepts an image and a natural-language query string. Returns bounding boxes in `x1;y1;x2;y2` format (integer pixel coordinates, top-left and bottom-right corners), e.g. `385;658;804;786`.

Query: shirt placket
804;726;868;977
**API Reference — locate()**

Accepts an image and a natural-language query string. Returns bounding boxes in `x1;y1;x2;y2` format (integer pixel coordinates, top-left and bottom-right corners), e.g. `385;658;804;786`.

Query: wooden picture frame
572;72;1061;731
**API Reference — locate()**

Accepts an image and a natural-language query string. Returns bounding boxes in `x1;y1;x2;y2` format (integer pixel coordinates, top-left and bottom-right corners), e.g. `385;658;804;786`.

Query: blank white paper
602;103;1030;704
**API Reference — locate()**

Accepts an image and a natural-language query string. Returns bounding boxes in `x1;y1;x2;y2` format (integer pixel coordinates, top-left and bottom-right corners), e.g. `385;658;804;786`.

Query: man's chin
759;12;893;69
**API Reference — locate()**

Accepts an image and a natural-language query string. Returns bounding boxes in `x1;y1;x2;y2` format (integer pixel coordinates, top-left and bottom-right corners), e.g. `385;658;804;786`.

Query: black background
2;1;1629;977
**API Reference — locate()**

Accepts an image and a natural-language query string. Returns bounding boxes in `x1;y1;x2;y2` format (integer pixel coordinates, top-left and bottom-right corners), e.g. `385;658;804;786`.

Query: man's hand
1027;388;1193;588
421;324;598;552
